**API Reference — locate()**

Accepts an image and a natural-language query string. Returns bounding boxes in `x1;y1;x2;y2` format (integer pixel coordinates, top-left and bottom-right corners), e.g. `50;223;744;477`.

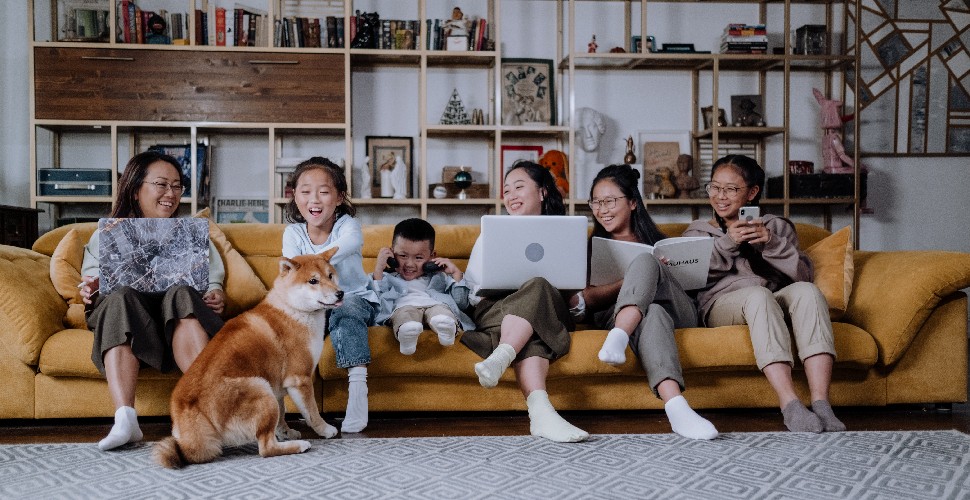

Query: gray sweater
683;214;813;322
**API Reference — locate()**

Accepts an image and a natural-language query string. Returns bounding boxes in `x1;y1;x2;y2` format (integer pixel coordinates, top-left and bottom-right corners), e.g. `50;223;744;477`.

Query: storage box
766;173;866;199
38;168;111;196
794;25;827;55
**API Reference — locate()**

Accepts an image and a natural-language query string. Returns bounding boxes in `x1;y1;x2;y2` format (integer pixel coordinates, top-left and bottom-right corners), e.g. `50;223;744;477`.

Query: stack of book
720;23;768;54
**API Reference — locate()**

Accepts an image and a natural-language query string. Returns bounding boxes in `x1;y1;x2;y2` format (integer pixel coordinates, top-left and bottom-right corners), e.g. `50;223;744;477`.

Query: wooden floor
2;403;968;445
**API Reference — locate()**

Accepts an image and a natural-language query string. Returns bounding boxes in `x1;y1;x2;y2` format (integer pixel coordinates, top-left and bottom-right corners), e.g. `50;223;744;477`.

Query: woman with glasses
684;154;844;433
78;151;227;451
581;164;718;440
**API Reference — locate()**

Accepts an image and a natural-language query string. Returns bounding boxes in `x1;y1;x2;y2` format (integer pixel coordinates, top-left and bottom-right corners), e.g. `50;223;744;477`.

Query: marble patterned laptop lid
98;218;209;295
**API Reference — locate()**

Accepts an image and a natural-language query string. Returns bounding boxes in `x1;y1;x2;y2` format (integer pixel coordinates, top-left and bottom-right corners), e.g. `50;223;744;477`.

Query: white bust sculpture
577;107;606;152
391;155;408;199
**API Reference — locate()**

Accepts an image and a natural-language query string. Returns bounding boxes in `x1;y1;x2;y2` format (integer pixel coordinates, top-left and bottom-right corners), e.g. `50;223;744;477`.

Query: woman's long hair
589;164;667;245
111;151;183;218
284;156;356;223
506;160;566;216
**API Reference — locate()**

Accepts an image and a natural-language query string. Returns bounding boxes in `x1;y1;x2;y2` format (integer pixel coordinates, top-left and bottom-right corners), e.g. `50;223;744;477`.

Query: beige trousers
705;282;835;370
390;303;455;338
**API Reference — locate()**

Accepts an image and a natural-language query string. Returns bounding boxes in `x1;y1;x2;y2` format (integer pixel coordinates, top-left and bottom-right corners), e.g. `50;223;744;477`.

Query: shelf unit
29;0;860;235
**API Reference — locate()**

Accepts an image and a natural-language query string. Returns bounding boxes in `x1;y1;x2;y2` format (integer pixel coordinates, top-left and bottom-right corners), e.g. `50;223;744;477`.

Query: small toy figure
588;35;598;53
734;97;765;127
443;7;470;37
813;88;855;174
146;14;171;45
674;154;699;198
623;135;636;164
538;149;569;198
657;167;677;198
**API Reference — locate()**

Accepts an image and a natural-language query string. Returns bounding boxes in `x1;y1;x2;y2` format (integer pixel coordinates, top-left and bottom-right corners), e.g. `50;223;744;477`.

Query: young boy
372;218;474;355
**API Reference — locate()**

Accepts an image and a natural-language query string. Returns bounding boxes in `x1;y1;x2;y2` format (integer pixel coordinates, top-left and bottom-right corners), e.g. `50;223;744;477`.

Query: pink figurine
813;88;855;174
588;35;598;53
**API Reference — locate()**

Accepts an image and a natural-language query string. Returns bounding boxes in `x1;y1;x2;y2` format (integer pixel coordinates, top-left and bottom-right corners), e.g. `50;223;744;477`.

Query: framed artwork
730;95;765;126
501;145;543;173
214;199;270;223
501;58;556;126
366;136;413;199
639;130;690;195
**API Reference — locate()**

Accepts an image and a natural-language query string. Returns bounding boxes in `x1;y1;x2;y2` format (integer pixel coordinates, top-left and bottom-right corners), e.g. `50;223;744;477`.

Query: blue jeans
328;293;377;368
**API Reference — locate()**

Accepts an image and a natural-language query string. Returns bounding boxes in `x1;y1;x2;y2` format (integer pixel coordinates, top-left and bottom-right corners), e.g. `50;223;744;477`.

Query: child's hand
203;289;226;316
375;247;395;278
433;257;463;282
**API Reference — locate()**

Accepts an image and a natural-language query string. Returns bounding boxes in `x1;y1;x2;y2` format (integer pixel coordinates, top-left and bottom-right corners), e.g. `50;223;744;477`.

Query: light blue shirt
282;214;378;304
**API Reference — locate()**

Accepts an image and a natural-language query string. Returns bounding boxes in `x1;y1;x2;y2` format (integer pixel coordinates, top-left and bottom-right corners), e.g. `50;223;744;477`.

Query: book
215;7;226;45
590;236;715;290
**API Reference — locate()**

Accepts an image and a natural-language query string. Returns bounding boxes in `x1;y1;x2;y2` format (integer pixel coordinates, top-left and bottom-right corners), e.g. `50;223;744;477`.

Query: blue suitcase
38;168;111;196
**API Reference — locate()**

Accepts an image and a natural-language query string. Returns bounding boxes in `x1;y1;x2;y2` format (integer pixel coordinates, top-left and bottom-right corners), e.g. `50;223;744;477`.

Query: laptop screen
98;218;210;295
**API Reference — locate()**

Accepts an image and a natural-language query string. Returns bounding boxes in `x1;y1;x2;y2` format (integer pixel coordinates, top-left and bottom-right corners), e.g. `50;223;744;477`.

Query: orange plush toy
538;149;569;198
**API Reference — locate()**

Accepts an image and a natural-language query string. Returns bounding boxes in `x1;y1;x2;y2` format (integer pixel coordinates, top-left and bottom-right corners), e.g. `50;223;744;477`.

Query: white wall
3;1;969;253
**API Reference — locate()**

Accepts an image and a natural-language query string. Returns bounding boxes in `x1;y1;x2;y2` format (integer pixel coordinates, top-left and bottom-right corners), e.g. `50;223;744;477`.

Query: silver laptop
98;218;209;295
477;215;588;294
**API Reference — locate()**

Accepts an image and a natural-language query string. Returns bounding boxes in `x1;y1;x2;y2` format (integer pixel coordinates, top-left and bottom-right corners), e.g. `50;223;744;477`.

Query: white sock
527;390;589;443
474;343;516;388
598;328;630;366
429;314;457;346
396;321;423;355
341;367;368;433
98;406;143;451
664;395;718;440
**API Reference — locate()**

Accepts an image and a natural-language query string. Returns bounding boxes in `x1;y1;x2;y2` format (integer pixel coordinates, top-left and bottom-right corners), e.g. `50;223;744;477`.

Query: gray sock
811;400;846;432
782;400;823;433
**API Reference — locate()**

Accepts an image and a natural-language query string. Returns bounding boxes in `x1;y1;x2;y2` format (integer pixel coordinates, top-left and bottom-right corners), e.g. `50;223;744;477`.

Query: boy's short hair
392;218;436;249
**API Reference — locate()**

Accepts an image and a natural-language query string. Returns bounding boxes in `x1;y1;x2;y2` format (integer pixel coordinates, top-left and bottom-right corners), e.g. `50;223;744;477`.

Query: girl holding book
581;164;718;440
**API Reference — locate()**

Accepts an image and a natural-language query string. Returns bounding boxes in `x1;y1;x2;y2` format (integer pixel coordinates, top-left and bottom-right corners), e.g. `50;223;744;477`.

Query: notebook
589;236;714;290
477;215;588;295
98;218;210;295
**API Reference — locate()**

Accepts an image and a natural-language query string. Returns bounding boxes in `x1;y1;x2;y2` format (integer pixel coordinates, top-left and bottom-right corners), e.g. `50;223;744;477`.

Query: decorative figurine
657;167;677;198
813;88;856;174
588;35;598;53
351;12;379;48
390;155;408;199
623;135;636;164
734;97;765;126
146;14;171;44
674;154;699;199
359;158;372;199
379;153;396;197
577;107;606;152
443;7;470;38
538;150;569;198
453;170;473;199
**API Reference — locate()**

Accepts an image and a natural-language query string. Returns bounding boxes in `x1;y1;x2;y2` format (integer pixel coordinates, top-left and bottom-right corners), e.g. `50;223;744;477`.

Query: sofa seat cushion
319;323;878;381
38;329;179;380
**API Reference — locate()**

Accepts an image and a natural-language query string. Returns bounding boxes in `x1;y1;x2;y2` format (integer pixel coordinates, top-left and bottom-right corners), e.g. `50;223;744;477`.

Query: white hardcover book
590;236;714;290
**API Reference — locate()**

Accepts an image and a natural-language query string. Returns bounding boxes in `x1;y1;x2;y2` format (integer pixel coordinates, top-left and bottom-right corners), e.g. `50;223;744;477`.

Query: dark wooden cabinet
34;47;345;123
0;205;43;249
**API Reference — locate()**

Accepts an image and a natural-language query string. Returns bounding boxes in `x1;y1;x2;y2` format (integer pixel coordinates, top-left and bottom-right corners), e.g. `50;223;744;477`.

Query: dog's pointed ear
279;257;300;276
320;246;339;261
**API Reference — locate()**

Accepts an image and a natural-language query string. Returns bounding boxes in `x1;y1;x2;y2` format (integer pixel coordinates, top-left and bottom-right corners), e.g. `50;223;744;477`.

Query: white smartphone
739;206;761;223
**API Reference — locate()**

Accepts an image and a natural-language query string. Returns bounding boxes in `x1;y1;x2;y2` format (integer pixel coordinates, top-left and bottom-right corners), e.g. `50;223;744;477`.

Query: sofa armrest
0;245;67;367
845;250;970;366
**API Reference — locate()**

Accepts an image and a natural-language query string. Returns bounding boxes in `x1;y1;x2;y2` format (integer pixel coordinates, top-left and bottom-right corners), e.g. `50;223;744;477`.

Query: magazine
590;236;715;290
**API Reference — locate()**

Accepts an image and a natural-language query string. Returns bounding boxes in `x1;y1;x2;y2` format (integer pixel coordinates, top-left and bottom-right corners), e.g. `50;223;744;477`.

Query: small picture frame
501;58;556;126
630;35;655;53
730;95;766;127
214;198;270;223
501;145;544;173
366;136;413;199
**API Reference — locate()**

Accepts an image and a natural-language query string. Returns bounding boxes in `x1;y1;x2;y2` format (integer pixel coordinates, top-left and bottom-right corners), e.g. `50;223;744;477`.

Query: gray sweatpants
594;253;698;398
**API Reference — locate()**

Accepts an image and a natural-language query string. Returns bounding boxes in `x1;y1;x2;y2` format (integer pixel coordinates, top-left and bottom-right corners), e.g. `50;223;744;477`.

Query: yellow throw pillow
49;229;88;329
196;208;268;317
805;226;854;320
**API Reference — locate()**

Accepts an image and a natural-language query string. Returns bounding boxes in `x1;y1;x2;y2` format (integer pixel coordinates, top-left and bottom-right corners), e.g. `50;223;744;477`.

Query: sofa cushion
204;219;269;318
805;226;854;320
0;246;67;366
49;229;88;329
319;323;878;381
38;328;179;380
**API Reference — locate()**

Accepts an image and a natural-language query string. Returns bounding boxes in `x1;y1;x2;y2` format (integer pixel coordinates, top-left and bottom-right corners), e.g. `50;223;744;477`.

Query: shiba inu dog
155;249;343;468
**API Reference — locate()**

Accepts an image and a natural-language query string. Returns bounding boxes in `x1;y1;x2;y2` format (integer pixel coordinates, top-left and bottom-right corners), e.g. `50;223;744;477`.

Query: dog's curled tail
154;436;186;469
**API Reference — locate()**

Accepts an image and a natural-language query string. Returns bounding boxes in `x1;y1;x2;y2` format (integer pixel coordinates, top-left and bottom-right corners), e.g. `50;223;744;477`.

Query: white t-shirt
393;276;440;309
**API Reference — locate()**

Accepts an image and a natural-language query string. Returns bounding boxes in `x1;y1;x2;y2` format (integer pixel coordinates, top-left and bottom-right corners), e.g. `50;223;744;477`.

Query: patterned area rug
2;431;969;499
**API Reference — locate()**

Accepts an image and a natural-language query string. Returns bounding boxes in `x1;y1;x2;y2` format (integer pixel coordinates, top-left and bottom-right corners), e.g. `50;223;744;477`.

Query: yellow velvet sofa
2;222;969;420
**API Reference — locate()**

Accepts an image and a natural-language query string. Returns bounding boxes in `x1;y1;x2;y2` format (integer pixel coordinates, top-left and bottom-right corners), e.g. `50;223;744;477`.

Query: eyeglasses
588;196;626;210
705;183;746;198
144;181;185;195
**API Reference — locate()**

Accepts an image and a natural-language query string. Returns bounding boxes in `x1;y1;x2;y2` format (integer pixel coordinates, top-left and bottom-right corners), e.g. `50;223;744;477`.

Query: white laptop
477;215;588;294
98;218;210;295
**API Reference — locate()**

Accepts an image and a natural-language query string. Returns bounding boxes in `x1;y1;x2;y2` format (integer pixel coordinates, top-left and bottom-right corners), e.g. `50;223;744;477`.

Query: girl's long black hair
506;160;566;216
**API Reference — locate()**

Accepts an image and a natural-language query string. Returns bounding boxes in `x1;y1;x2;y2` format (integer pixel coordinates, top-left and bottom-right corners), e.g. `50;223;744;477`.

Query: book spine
247;13;256;47
336;17;344;48
349;15;356;45
325;16;336;48
215;7;226;46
